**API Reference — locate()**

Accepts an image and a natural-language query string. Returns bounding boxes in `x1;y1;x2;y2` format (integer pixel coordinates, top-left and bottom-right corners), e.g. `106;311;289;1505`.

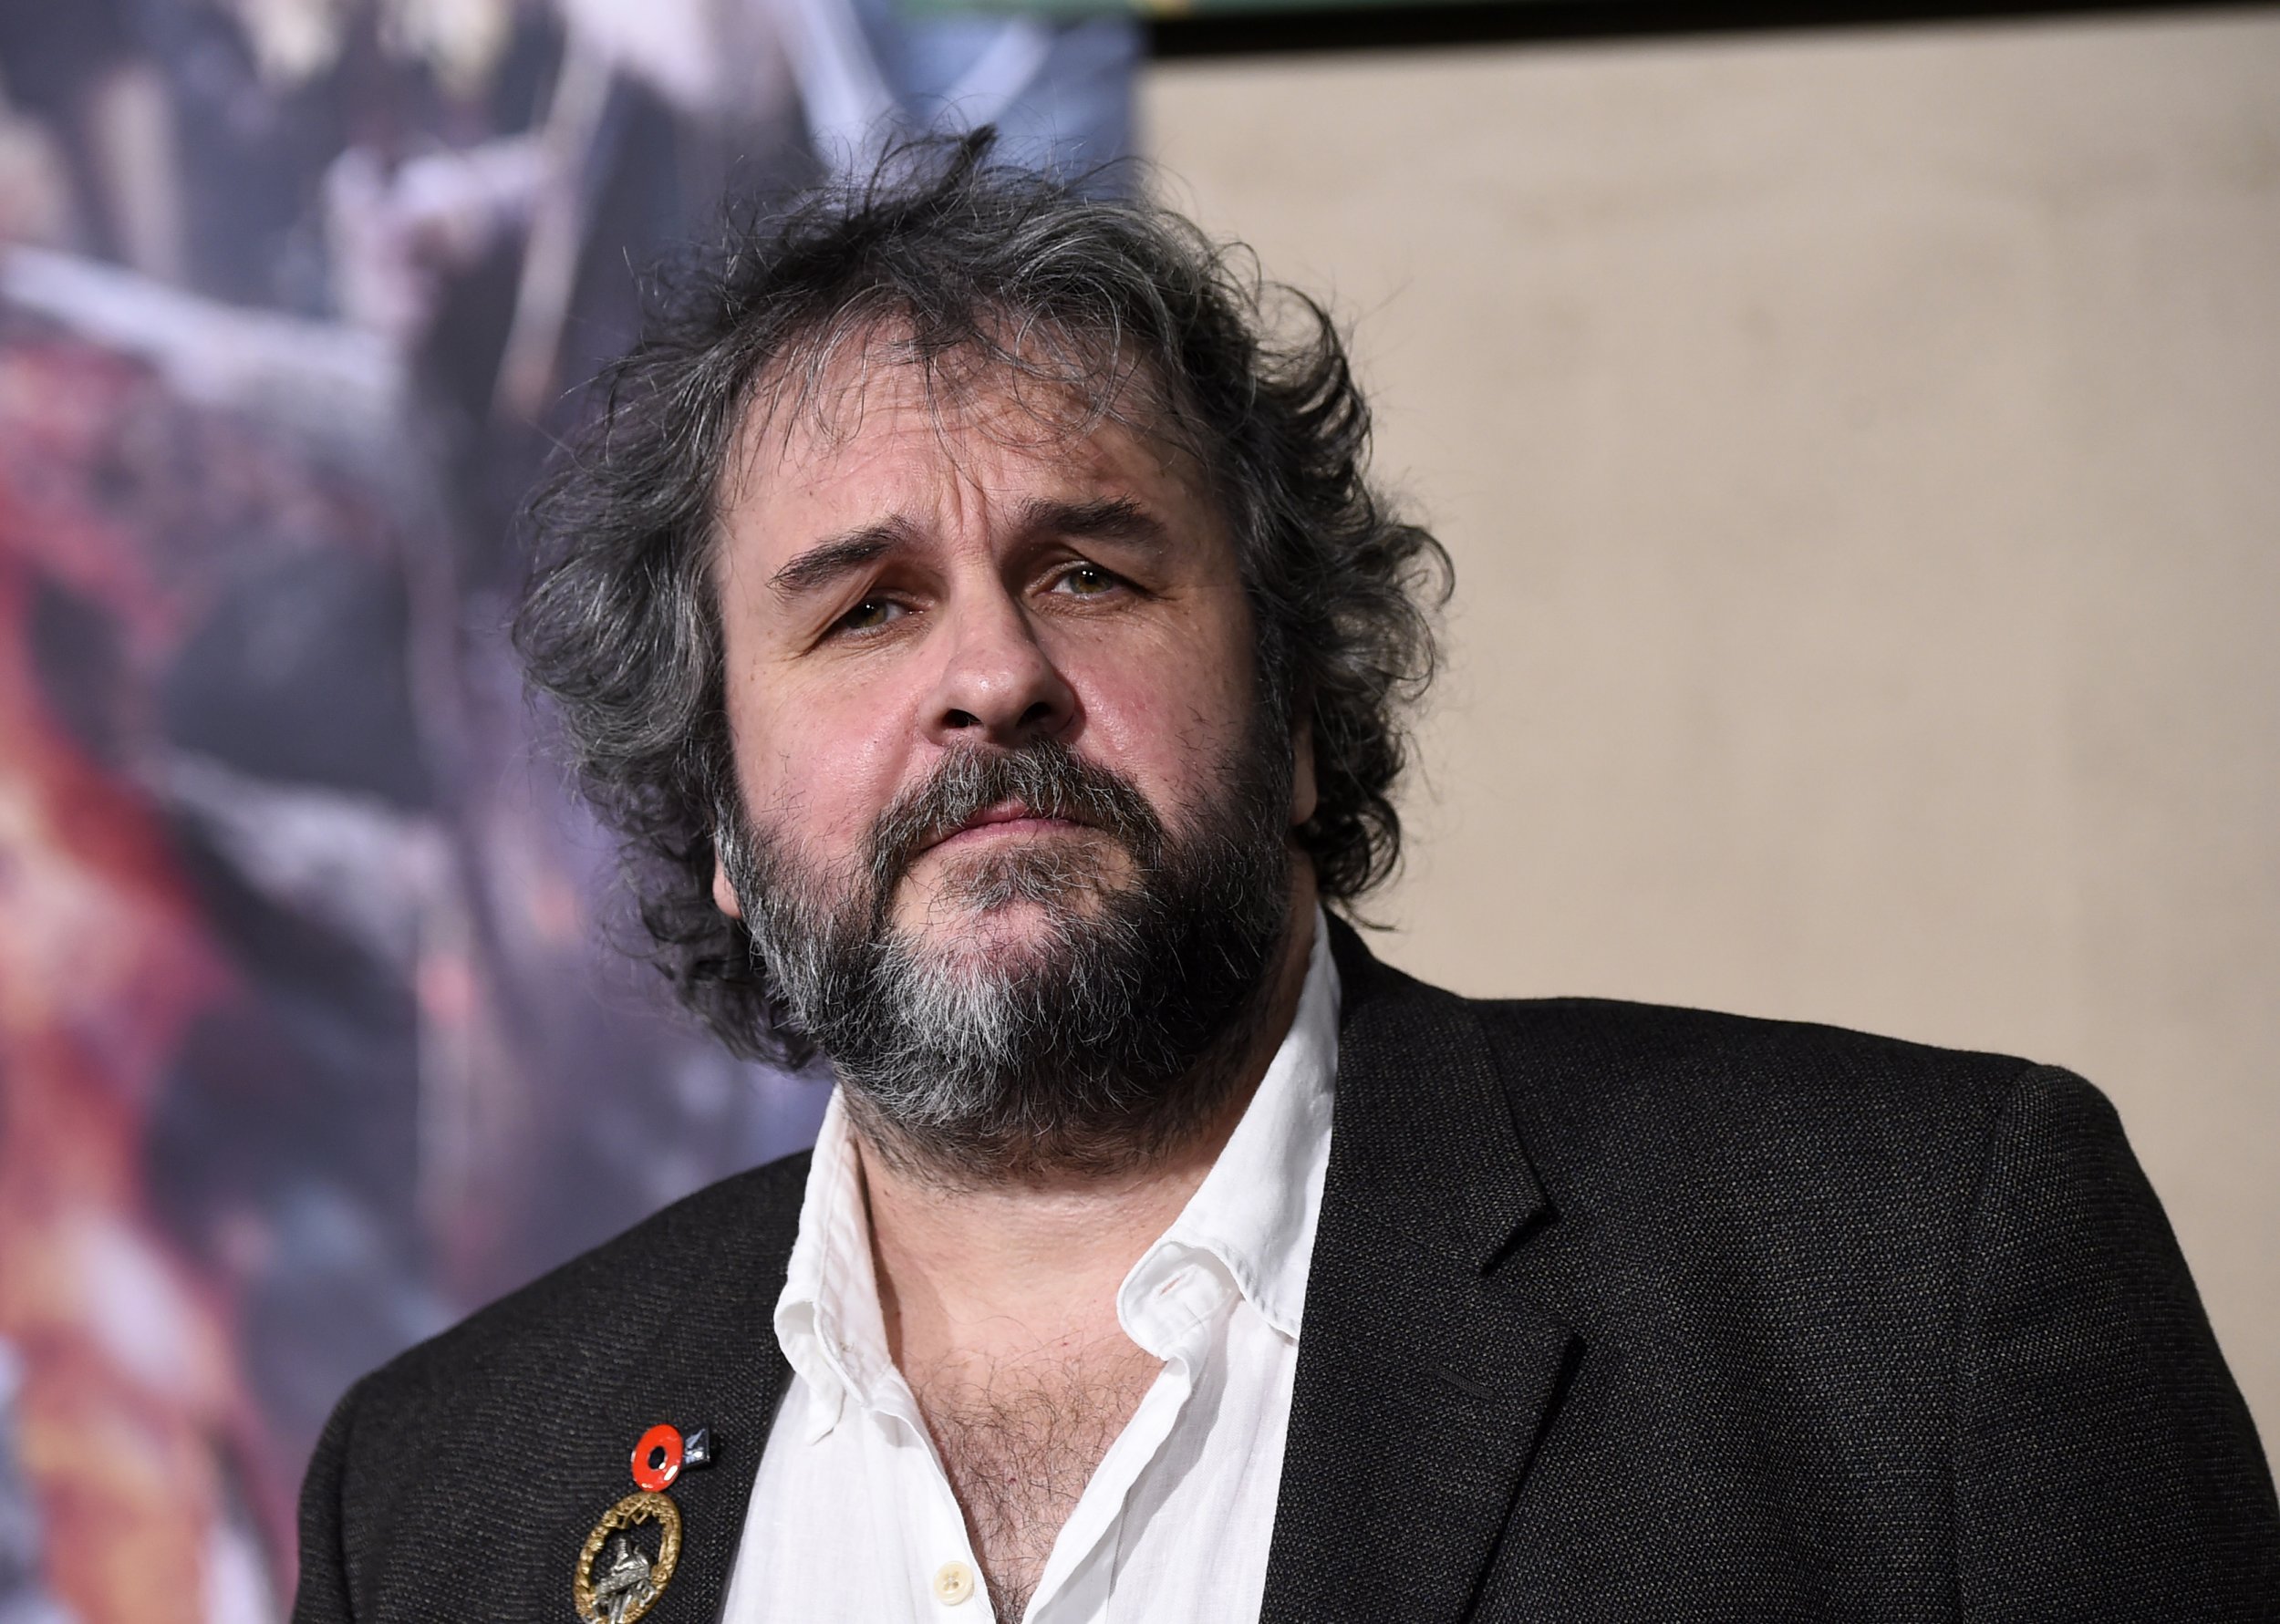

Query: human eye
1048;562;1124;598
832;595;907;635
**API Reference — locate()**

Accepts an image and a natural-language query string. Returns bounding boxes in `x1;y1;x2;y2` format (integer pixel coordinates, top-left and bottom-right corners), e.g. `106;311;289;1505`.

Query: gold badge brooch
573;1423;710;1623
574;1491;681;1624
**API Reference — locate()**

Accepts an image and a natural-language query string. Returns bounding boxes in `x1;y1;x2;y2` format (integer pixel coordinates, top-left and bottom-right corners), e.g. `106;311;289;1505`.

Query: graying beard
748;842;1243;1156
727;735;1291;1181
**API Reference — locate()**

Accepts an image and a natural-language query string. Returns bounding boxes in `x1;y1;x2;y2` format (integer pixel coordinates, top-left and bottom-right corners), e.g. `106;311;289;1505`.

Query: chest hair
911;1340;1163;1620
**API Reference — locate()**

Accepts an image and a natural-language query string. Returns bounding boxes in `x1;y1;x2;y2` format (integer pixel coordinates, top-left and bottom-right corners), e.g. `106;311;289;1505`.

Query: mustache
865;739;1165;898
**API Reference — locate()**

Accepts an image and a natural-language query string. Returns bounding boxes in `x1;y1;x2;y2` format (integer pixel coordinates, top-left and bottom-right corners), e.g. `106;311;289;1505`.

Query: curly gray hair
515;131;1450;1062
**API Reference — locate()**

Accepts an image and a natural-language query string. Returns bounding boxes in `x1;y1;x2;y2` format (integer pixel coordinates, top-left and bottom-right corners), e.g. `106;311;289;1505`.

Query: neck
854;872;1318;1371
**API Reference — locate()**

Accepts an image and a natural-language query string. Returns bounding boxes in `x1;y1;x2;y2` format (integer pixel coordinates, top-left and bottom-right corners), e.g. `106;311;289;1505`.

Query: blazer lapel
1260;925;1580;1624
547;1164;803;1624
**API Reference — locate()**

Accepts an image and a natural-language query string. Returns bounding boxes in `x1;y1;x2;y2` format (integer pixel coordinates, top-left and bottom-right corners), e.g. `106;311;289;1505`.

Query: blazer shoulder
1447;986;2056;1214
358;1149;812;1404
1468;990;2038;1106
1410;988;2112;1370
1332;917;2037;1132
1331;923;2051;1205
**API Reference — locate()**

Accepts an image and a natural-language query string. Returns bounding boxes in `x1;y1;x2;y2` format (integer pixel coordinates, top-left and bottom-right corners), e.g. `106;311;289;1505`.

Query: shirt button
932;1561;977;1606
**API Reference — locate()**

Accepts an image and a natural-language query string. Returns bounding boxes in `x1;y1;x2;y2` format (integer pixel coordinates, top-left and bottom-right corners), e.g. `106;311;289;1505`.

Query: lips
928;800;1092;851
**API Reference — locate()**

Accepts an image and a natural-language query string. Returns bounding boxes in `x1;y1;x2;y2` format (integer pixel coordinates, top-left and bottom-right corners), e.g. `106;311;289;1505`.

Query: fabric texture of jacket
291;921;2280;1621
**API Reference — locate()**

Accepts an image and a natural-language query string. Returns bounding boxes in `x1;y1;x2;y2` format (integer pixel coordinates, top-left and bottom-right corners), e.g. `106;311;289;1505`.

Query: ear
711;850;744;920
1290;716;1318;830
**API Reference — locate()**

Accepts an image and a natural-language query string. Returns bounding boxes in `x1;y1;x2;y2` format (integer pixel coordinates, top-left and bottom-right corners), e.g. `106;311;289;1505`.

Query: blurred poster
0;3;1133;1619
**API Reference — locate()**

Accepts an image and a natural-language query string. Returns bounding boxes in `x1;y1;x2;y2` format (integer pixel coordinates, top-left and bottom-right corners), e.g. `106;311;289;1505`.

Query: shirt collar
771;907;1342;1428
772;1091;882;1442
1121;907;1339;1343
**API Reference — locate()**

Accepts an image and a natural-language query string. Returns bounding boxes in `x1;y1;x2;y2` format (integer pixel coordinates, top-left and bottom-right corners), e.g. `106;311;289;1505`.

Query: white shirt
721;913;1341;1623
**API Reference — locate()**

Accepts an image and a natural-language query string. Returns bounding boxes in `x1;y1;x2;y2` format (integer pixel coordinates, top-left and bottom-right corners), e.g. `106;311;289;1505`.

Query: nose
924;585;1077;747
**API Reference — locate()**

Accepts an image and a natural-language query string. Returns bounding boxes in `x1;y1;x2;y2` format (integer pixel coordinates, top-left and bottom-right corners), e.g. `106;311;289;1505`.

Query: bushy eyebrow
1015;496;1169;553
768;524;905;597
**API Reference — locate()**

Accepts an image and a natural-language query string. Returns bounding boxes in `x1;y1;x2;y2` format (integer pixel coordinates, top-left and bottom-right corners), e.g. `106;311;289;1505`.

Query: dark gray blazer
292;923;2279;1621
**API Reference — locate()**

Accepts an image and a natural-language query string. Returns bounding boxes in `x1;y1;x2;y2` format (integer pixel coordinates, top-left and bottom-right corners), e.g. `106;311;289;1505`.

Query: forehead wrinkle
724;311;1201;508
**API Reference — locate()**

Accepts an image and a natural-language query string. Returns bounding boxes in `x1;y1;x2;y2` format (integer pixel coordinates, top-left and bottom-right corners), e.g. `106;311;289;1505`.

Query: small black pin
679;1427;714;1470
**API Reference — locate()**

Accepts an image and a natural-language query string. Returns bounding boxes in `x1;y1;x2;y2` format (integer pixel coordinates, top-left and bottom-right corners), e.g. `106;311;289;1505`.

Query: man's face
709;350;1314;1172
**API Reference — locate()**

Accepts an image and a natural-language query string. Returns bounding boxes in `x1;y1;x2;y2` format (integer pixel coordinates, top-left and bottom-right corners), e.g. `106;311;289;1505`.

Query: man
292;135;2277;1623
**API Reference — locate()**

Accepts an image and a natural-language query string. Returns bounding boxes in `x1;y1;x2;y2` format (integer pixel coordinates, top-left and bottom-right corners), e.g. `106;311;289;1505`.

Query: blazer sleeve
1953;1065;2279;1619
290;1374;367;1624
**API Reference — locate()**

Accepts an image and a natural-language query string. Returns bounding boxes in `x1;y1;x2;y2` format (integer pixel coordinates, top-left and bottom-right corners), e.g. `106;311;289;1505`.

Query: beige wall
1145;8;2280;1442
